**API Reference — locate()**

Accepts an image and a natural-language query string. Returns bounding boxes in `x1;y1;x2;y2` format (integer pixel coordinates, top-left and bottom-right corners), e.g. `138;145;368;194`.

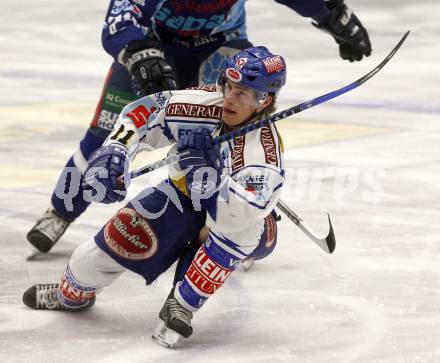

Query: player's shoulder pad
164;88;223;122
122;90;172;114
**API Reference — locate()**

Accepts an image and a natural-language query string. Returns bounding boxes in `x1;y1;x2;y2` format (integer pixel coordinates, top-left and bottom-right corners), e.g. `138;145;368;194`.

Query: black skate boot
27;209;71;253
152;289;193;348
22;284;95;311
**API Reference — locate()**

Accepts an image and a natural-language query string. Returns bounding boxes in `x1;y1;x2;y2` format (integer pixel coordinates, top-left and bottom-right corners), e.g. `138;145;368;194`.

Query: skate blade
152;322;181;348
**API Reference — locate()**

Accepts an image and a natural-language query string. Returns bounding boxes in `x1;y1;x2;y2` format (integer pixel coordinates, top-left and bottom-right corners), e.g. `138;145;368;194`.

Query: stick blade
325;214;336;254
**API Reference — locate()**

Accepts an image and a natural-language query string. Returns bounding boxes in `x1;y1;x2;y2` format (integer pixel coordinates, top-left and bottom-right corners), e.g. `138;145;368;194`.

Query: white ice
1;0;439;362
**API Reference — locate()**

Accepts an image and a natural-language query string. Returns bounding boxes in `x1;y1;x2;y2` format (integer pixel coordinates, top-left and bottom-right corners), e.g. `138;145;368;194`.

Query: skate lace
167;298;192;324
36;210;69;240
36;284;64;310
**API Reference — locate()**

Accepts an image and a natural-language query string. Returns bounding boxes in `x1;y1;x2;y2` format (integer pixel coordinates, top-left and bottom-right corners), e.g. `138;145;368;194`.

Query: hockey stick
276;199;335;254
126;30;409;180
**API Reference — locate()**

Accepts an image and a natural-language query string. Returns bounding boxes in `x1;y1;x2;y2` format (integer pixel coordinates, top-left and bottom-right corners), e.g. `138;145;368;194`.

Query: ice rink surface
1;1;439;362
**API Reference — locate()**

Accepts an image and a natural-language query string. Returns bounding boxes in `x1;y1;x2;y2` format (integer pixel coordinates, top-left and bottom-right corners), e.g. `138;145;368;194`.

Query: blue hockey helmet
220;46;287;99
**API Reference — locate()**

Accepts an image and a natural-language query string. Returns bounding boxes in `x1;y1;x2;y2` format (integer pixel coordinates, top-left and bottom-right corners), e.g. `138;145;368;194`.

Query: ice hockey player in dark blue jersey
27;0;371;253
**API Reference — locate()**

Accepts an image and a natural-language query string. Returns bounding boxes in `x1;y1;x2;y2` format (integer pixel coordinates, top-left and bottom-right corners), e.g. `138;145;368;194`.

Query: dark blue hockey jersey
102;0;324;59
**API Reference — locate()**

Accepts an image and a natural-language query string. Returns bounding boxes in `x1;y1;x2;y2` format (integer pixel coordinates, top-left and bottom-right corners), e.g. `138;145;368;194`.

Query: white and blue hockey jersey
104;87;285;252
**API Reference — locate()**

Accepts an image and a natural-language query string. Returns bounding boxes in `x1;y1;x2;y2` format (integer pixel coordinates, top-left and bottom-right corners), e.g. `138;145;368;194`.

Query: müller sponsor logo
225;67;242;82
166;103;222;119
104;208;159;260
112;216;148;249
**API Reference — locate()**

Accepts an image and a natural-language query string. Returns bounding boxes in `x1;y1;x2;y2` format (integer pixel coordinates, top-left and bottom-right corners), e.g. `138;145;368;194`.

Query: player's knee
69;239;125;286
198;226;210;243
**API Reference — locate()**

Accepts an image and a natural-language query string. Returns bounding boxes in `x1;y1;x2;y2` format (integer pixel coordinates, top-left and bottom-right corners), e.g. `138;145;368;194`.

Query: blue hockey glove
312;0;371;62
121;39;177;97
177;127;224;210
82;144;129;204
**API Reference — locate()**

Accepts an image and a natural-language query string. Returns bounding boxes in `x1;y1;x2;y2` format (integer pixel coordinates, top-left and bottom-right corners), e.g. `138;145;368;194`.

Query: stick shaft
128;31;409;180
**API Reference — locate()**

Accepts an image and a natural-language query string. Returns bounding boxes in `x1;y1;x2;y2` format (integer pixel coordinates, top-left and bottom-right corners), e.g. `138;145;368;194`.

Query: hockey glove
82;144;129;204
312;0;371;62
177;127;224;211
122;39;177;97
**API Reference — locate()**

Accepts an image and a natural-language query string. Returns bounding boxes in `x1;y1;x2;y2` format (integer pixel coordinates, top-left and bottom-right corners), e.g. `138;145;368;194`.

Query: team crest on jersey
225;67;242;82
104;207;159;260
262;56;285;74
240;174;270;201
243;174;268;193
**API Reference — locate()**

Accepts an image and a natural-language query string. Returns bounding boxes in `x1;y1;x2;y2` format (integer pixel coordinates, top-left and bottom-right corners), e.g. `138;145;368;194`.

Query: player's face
222;80;268;129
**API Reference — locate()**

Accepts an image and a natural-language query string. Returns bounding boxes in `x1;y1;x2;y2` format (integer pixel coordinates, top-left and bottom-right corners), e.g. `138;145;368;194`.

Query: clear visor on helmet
216;72;269;106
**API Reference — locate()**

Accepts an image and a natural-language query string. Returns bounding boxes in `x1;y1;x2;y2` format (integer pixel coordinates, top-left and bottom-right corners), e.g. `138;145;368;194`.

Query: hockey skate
152;289;193;348
22;284;95;311
27;208;71;253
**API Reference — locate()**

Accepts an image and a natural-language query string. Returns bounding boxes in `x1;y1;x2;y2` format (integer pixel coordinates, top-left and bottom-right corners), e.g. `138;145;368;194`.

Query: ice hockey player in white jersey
26;0;371;254
22;46;285;347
